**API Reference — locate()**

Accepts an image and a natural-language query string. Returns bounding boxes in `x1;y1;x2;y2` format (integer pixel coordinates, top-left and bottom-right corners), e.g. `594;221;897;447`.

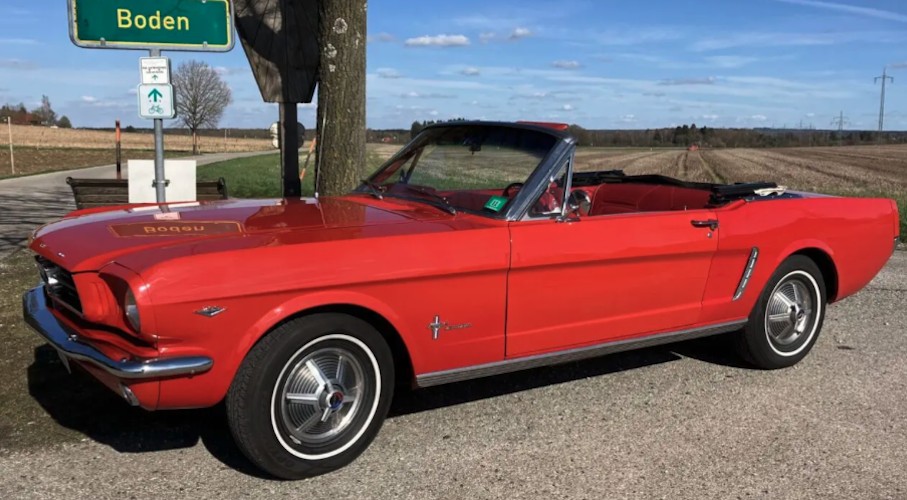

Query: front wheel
226;314;394;479
736;255;826;369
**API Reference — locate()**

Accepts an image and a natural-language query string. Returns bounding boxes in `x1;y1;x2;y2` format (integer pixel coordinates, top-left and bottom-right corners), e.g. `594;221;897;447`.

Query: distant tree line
0;96;71;128
566;123;907;148
402;120;907;148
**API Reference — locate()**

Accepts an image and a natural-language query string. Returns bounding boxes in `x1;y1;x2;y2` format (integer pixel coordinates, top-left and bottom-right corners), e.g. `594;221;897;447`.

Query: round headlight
124;289;141;332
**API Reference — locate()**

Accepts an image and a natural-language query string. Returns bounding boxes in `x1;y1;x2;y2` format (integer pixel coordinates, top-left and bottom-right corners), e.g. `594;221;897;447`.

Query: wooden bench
65;177;229;210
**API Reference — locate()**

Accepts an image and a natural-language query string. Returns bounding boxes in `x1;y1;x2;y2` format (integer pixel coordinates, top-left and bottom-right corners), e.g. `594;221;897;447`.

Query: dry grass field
0;124;272;153
0;124;273;178
575;144;907;193
575;144;907;234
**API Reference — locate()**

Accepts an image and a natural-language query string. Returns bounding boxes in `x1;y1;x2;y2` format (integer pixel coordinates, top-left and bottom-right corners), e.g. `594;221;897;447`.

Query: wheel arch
787;247;839;303
281;304;415;390
239;295;416;390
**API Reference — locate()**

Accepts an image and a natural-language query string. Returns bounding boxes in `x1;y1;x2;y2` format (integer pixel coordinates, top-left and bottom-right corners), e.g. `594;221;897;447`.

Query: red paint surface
30;188;898;410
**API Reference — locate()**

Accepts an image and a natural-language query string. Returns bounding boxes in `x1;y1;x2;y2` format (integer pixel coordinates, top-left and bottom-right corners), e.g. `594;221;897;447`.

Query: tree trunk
315;0;366;196
192;130;199;155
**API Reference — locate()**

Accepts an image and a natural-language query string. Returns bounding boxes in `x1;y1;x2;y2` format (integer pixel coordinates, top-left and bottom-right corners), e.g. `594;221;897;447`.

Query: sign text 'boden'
68;0;234;51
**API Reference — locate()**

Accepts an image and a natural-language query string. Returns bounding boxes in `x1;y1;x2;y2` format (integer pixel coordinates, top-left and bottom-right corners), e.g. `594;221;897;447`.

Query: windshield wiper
401;185;457;215
358;179;384;199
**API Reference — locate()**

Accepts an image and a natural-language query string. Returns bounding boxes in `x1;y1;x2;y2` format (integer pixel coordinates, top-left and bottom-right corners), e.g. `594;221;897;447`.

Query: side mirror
557;190;591;223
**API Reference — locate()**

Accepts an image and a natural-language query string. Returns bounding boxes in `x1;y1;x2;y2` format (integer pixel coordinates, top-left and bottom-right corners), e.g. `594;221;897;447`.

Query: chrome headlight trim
124;288;141;332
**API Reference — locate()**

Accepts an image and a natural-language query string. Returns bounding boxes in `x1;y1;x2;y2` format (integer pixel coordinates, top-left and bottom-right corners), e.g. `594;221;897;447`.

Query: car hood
30;196;451;272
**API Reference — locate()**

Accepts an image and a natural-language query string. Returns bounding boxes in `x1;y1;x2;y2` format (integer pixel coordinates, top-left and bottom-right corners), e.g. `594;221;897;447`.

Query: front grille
35;256;82;314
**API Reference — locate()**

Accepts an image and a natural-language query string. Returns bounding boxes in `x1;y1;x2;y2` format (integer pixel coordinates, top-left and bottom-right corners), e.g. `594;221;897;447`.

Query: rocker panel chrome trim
415;319;747;388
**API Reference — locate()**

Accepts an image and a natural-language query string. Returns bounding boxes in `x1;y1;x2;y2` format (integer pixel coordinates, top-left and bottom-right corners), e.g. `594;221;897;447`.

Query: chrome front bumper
22;287;213;379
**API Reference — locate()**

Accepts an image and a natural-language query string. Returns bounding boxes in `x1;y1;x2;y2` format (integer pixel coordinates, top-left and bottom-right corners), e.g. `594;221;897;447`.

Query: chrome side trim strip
415;319;747;388
733;247;760;301
23;287;214;380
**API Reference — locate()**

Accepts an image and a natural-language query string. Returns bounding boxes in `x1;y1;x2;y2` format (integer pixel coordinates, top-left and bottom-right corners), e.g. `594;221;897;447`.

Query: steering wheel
502;182;524;198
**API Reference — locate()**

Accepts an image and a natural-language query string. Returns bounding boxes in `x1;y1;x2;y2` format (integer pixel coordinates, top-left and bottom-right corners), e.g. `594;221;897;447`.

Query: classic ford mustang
23;122;899;479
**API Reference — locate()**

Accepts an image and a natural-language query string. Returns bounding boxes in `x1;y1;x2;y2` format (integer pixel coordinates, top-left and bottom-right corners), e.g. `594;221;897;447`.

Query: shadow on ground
26;334;749;478
0;190;74;258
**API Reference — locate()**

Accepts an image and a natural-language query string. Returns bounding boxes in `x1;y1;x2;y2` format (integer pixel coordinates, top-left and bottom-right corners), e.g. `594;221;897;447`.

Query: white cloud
552;60;582;70
701;114;719;121
595;28;683;46
658;77;717;86
479;32;496;44
561;104;575;111
376;68;402;79
405;34;470;47
703;55;760;68
691;31;906;51
368;32;396;43
620;114;637;123
213;66;248;77
400;91;456;99
0;59;38;70
751;114;769;122
509;27;532;40
461;67;481;76
0;38;37;45
81;96;97;103
774;0;907;23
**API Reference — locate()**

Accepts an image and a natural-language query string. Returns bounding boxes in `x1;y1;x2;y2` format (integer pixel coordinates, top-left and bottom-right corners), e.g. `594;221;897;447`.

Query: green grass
197;152;386;199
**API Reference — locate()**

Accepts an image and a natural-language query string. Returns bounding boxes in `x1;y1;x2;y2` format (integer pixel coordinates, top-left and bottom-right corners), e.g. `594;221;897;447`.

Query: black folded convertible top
571;170;785;205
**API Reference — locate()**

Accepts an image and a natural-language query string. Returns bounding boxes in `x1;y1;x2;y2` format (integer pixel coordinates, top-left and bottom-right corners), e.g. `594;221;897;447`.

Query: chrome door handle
691;219;719;230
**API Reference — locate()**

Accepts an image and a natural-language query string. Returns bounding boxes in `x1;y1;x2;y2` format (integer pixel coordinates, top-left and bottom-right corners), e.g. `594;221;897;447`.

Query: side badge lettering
428;315;472;340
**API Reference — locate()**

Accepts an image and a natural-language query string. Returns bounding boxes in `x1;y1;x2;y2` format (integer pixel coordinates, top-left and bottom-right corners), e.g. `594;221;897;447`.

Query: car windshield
362;124;559;216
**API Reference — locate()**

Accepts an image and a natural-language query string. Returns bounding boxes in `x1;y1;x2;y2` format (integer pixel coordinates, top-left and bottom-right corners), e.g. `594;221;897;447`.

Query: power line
874;67;894;132
830;110;848;132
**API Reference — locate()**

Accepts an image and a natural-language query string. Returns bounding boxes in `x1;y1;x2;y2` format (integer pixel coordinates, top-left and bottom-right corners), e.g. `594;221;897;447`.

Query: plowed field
576;145;907;234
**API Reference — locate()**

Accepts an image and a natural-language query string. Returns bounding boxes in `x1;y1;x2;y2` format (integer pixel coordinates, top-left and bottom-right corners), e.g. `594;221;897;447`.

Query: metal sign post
138;49;174;203
6;116;14;175
66;0;236;204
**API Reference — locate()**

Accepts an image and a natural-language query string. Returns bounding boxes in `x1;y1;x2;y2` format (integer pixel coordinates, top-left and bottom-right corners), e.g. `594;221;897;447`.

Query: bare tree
32;95;57;126
316;0;366;196
172;60;232;154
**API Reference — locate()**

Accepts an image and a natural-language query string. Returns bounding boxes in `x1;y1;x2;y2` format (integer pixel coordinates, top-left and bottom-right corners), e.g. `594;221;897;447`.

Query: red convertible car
24;122;899;478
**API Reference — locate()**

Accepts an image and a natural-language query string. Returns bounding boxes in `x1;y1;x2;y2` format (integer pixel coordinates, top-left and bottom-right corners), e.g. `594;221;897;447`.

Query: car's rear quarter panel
700;196;896;325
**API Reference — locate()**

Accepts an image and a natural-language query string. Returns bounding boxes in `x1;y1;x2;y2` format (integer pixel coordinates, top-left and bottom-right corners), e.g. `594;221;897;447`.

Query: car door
506;209;718;357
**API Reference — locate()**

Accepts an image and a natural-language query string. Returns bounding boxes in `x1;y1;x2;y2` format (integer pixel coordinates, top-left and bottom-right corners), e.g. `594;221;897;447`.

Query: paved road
0;150;274;260
1;252;904;499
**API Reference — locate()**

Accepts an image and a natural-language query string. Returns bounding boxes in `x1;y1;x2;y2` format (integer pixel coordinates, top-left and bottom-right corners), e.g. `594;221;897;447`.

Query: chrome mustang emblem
195;306;227;317
428;315;472;340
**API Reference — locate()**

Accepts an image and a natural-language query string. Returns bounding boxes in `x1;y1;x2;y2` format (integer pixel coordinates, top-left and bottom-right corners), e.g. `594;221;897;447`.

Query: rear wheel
227;314;394;479
737;255;826;369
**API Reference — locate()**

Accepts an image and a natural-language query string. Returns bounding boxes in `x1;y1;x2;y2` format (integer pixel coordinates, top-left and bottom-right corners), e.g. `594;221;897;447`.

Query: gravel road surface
1;252;905;500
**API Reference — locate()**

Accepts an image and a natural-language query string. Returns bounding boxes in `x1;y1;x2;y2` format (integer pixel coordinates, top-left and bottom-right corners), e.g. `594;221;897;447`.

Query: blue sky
1;0;906;130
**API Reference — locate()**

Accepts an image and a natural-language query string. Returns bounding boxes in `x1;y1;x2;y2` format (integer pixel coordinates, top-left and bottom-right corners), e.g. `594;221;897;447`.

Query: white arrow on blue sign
137;84;176;120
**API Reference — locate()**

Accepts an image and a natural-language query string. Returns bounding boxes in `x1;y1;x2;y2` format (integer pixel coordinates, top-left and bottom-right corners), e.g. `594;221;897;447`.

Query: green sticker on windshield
484;195;508;212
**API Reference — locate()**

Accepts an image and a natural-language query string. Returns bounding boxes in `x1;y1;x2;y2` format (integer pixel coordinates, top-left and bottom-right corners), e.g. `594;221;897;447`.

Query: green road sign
138;84;176;119
68;0;234;51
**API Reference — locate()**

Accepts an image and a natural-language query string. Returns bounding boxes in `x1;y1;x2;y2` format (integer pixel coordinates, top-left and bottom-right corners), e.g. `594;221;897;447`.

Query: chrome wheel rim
765;276;815;348
278;346;365;446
